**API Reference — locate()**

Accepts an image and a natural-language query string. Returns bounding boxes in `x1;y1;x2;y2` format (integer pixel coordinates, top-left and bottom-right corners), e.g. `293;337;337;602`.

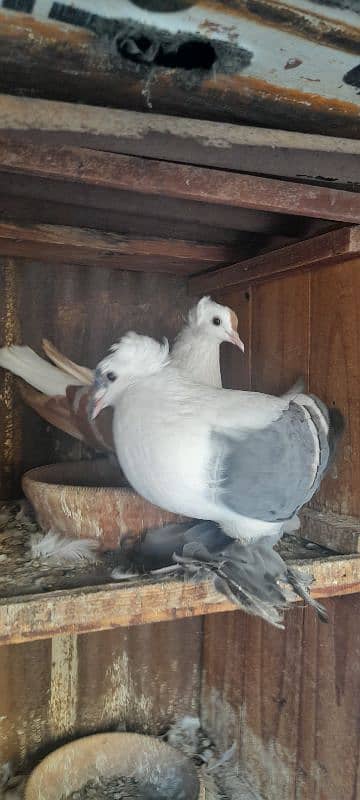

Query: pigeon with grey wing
91;332;344;627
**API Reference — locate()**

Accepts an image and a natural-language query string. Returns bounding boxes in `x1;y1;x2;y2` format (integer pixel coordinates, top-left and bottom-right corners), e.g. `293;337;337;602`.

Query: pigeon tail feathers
0;345;82;396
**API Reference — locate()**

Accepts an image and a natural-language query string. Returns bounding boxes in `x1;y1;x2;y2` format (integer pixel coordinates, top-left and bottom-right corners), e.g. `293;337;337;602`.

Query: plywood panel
213;286;251;391
201;608;305;800
0;617;202;770
251;271;310;394
296;596;360;800
309;256;360;516
201;597;360;800
0;257;194;498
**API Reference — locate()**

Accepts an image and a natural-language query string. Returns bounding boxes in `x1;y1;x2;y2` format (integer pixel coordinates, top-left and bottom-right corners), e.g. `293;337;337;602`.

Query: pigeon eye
212;317;221;326
106;371;117;382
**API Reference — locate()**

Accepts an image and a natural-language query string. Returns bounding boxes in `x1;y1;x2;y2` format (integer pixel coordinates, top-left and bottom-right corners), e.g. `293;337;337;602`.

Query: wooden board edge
0;554;358;645
189;226;360;293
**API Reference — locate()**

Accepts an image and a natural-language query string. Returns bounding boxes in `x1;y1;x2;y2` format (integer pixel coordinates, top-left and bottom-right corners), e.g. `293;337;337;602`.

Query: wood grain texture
0;14;359;139
0;96;359;189
0;141;359;224
0;221;242;274
4;173;296;237
0;191;263;247
0;257;196;498
309;256;360;516
201;596;360;800
0;617;201;769
251;271;310;395
301;507;360;554
0;554;359;646
189;226;360;293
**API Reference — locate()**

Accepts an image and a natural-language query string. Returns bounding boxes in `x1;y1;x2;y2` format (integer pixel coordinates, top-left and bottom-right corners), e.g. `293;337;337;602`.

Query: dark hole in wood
119;34;216;70
343;64;360;88
156;40;216;70
130;0;195;10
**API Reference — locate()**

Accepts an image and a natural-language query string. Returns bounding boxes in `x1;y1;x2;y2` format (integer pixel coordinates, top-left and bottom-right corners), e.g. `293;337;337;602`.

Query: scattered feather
31;531;98;563
111;567;140;581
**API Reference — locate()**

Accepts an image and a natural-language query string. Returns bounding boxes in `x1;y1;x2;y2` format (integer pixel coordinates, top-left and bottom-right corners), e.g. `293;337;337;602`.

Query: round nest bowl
22;460;184;551
25;732;205;800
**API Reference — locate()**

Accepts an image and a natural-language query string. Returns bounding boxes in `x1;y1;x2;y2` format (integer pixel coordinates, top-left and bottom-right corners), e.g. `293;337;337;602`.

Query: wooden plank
0;140;359;224
201;607;306;800
0;618;201;768
0;221;239;274
189;226;360;293
251;271;310;395
0;555;359;646
1;95;360;190
201;595;360;800
301;508;360;555
296;597;360;800
4;173;296;236
309;256;360;517
0;193;260;247
0;12;359;140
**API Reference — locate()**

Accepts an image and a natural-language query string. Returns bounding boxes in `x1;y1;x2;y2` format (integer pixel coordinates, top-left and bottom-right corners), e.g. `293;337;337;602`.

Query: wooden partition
199;252;360;800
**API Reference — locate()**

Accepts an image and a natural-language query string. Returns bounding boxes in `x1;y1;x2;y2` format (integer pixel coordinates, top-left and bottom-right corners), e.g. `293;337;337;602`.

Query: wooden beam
0;12;359;139
0;140;360;225
1;95;360;190
0;554;359;646
189;226;360;293
0;221;239;273
301;508;360;555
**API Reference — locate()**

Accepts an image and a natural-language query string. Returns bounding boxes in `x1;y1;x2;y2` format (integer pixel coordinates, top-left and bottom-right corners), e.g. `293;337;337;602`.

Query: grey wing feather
211;401;331;523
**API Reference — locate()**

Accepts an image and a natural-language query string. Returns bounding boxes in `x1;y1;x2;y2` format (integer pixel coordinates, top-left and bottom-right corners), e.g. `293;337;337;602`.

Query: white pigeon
91;332;344;626
0;297;242;450
171;295;243;387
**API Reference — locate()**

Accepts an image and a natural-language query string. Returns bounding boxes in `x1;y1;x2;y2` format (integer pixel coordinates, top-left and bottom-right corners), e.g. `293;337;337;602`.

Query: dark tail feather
286;566;328;623
124;521;328;628
327;406;345;470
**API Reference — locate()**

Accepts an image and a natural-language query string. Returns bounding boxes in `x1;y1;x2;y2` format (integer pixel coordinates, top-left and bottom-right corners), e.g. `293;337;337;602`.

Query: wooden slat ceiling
0;96;359;276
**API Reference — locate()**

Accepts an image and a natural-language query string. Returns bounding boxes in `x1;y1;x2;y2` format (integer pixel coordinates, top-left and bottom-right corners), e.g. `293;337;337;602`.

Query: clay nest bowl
22;459;183;551
25;732;204;800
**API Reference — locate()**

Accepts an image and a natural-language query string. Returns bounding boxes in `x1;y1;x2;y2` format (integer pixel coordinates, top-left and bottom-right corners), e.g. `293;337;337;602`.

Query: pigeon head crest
187;296;244;351
90;333;170;418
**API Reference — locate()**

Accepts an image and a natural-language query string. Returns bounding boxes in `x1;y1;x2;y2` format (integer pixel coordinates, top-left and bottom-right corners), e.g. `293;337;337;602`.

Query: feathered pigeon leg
174;530;327;628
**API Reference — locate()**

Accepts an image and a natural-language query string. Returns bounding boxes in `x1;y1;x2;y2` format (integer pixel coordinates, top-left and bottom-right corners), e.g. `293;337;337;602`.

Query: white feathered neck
171;327;222;387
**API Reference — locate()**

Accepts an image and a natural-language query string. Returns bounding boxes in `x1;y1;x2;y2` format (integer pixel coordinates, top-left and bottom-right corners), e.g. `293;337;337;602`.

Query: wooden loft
0;93;360;646
0;94;359;282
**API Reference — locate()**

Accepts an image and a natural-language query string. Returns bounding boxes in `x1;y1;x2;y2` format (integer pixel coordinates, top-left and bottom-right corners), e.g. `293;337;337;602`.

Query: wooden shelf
0;553;359;646
1;502;360;645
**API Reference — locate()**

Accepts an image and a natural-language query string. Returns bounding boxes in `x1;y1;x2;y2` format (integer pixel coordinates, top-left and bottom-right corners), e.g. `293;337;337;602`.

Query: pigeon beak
89;388;107;420
228;331;245;352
